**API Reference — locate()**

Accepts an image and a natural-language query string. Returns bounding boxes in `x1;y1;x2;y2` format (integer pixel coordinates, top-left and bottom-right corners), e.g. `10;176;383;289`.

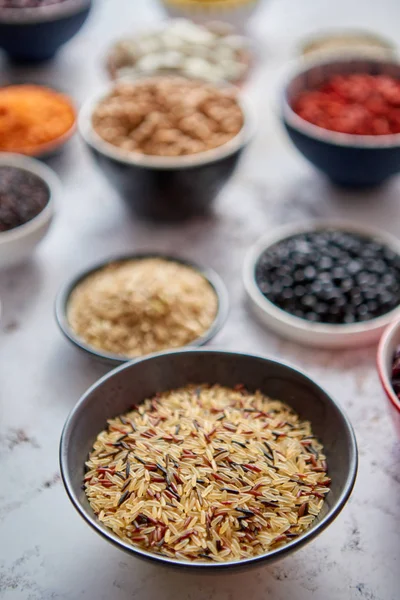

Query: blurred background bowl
281;57;400;187
79;83;254;221
0;153;59;269
0;0;92;62
159;0;262;32
105;19;253;88
60;348;357;569
299;30;396;62
55;253;229;366
377;319;400;437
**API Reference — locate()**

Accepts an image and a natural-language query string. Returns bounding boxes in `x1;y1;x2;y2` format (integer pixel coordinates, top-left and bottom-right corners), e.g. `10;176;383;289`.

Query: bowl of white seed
79;75;254;221
106;19;252;87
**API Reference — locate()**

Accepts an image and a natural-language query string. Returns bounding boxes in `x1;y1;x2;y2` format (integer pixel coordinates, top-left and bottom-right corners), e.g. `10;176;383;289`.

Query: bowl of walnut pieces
79;76;253;221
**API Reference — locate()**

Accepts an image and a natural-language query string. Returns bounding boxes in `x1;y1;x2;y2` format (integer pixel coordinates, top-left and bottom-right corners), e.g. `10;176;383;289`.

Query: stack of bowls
0;153;59;269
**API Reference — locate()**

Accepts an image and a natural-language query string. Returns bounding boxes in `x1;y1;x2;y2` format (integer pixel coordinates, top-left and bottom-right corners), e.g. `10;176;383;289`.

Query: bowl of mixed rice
55;253;229;365
60;349;357;569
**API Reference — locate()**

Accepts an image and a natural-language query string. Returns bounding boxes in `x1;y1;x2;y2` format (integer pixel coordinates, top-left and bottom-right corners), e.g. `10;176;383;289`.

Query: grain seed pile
84;385;330;562
92;77;244;157
67;258;218;358
107;19;250;84
0;166;49;232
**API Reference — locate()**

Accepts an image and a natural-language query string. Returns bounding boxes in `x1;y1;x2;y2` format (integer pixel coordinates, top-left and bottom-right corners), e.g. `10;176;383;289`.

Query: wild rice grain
84;384;330;562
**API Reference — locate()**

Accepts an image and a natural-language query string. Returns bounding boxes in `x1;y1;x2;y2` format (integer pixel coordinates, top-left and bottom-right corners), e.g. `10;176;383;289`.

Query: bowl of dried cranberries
281;57;400;187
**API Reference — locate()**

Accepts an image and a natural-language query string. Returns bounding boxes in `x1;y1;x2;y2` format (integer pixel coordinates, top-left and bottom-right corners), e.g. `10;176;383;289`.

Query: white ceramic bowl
243;221;400;349
377;319;400;437
0;153;60;269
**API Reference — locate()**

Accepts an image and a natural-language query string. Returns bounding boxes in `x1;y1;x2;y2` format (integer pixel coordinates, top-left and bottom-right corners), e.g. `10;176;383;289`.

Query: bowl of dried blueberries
79;76;254;221
377;319;400;437
243;221;400;349
0;153;60;269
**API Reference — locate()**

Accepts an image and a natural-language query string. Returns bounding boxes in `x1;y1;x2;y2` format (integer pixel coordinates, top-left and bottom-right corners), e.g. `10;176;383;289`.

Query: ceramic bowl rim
59;347;358;570
0;153;60;244
0;0;91;24
55;253;230;365
281;55;400;149
78;80;255;171
243;219;400;343
377;319;400;414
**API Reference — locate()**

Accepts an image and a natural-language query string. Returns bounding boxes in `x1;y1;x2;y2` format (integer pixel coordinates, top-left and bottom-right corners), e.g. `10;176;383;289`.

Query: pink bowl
377;319;400;437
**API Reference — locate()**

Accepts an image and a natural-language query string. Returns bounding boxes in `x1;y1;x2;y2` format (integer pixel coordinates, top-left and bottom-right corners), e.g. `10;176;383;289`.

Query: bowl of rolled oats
78;76;253;221
55;253;229;366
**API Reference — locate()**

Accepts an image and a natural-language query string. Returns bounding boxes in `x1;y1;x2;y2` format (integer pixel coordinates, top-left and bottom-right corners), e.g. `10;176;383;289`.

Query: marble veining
1;0;400;598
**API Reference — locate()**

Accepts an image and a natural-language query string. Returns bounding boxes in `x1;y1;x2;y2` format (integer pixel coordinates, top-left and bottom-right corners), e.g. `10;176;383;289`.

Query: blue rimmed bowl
281;57;400;187
0;0;92;62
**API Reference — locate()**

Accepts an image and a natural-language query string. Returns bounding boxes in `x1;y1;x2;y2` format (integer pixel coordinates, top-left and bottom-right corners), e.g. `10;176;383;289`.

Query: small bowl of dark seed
243;221;400;349
0;153;60;269
377;319;400;437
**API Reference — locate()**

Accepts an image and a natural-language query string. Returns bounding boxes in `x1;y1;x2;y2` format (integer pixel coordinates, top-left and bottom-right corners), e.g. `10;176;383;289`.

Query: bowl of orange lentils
0;84;76;158
281;56;400;187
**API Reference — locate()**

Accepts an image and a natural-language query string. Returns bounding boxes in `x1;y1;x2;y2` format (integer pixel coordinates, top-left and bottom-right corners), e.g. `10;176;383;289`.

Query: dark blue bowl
79;84;254;221
281;57;400;187
0;0;92;62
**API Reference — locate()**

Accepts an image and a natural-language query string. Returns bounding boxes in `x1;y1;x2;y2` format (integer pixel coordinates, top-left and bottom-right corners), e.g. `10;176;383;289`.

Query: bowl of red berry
377;319;400;437
281;57;400;187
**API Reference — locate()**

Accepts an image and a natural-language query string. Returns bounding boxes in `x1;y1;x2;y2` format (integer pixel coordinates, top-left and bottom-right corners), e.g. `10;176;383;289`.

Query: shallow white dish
0;153;60;269
243;221;400;349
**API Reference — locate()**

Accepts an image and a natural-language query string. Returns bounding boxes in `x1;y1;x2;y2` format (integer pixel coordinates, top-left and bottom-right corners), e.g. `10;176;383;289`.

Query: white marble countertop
1;1;400;598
